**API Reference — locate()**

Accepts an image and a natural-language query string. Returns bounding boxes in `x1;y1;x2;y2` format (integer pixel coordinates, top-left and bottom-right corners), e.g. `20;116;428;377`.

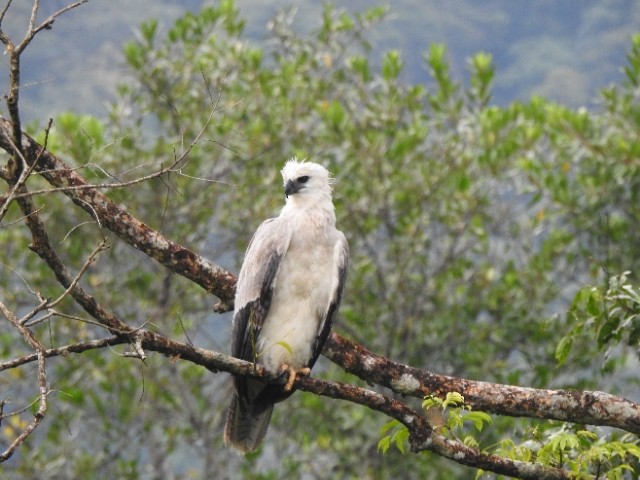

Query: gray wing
226;217;292;452
225;222;346;452
231;217;292;365
308;230;349;367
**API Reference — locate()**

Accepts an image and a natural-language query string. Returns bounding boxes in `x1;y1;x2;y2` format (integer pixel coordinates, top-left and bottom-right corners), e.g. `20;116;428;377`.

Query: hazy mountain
1;0;638;124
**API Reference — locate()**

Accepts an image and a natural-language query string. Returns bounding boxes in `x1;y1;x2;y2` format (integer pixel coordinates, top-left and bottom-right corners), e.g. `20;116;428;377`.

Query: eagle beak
284;179;299;198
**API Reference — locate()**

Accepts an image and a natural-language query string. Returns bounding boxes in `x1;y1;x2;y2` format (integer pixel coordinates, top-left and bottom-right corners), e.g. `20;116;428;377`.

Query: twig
17;240;109;327
0;336;125;372
0;0;87;170
0;0;14;25
23;310;111;329
0;203;45;228
0;300;48;462
0;116;238;309
47;240;109;309
15;1;89;55
0;119;51;223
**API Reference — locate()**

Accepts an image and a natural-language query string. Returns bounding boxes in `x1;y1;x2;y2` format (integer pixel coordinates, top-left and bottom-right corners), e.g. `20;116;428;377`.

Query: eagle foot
281;364;311;391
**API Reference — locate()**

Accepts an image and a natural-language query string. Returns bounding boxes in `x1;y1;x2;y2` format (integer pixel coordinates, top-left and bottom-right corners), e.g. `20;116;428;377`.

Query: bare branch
0;336;126;372
15;1;89;54
23;309;111;329
6;168;236;201
0;1;13;27
0;115;51;223
1;0;87;172
26;0;39;34
15;240;109;329
46;240;109;309
0;116;237;310
0;301;48;462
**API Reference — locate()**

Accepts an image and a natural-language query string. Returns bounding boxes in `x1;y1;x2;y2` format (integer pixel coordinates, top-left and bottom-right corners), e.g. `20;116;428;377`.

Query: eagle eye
297;175;310;184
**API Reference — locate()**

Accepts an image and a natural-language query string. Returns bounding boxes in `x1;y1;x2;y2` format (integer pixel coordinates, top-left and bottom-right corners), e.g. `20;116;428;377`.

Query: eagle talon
281;364;311;391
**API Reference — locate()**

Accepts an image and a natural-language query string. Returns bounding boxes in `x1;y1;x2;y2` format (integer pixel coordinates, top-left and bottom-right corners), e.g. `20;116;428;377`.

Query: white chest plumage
256;220;337;373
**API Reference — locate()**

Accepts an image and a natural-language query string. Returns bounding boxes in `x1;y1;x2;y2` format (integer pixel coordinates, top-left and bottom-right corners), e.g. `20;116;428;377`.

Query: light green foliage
4;2;640;479
423;393;492;440
378;419;410;454
378;393;492;455
557;271;640;373
492;425;640;479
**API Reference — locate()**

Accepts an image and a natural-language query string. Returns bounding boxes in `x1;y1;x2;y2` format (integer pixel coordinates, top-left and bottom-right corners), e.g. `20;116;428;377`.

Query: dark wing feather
232;252;282;365
231;218;292;363
230;218;292;407
309;232;349;368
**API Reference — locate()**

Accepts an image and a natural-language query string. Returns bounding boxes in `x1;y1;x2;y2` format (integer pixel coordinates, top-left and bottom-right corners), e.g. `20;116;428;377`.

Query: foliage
379;392;640;479
494;426;640;479
2;2;640;479
378;392;492;455
557;271;640;371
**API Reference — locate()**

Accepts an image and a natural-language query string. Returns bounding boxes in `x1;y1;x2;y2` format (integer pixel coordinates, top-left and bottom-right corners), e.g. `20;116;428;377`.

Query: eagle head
281;158;333;200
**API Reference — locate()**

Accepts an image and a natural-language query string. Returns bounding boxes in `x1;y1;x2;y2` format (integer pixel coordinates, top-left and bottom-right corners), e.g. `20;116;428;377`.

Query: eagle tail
224;393;274;453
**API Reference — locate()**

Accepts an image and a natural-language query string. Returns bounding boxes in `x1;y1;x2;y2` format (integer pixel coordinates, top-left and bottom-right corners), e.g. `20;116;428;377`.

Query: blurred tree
2;2;640;479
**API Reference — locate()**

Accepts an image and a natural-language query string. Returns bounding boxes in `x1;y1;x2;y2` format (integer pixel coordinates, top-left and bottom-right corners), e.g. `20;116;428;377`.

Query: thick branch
0;116;236;310
325;333;640;435
0;331;568;479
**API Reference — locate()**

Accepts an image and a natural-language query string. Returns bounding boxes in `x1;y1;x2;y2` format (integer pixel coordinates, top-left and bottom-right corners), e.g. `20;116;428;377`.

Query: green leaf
377;435;391;454
139;19;158;44
392;427;410;454
555;335;573;365
382;50;402;80
349;55;371;82
597;317;621;348
276;341;293;354
379;419;401;435
442;392;465;409
586;290;601;317
325;100;346;129
422;395;442;410
463;411;492;431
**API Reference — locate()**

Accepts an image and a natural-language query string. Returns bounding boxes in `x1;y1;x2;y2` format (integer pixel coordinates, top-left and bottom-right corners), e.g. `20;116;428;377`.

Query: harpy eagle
224;158;349;452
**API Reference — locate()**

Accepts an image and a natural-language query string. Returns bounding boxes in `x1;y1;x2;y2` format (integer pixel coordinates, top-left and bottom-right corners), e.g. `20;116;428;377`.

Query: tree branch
0;119;52;223
0;326;570;478
0;301;48;462
0;116;236;310
0;336;126;372
324;333;640;435
295;376;569;480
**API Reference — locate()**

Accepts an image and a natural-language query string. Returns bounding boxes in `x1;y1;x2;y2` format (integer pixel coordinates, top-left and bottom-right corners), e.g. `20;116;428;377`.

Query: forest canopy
2;2;640;478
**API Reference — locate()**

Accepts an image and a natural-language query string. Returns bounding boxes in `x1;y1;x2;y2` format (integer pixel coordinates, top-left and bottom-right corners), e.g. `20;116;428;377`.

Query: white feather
225;157;348;452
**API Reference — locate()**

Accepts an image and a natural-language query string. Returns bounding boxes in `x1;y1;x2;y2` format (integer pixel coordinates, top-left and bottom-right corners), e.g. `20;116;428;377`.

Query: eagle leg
281;364;311;391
